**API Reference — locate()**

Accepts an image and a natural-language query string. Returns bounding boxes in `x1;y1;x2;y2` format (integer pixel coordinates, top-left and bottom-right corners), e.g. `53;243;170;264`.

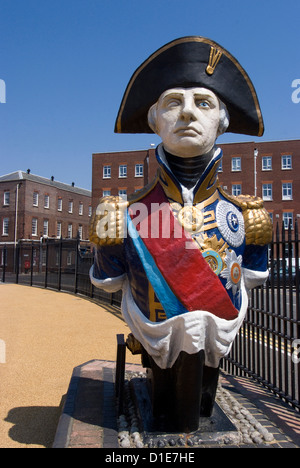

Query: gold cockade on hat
206;46;222;75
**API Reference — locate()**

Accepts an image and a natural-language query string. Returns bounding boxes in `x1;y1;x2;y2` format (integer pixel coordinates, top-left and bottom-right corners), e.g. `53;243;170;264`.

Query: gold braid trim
89;196;128;246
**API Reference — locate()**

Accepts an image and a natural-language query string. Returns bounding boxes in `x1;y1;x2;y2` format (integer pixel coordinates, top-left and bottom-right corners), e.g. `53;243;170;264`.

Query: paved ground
53;360;300;449
0;283;140;448
0;283;299;449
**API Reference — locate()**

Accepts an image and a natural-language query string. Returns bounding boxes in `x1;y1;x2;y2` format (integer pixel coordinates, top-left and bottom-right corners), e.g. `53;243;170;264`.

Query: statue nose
180;99;197;121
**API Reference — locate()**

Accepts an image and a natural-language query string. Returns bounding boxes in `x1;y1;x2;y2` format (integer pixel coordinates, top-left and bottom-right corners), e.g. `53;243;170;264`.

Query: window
32;218;38;236
67;223;72;238
79;202;83;215
103;190;111;197
44;194;50;209
88;205;92;217
2;218;9;236
1;248;7;266
58;198;62;211
231;157;241;172
68;200;73;213
218;160;223;172
67;251;73;266
118;189;127;199
119;165;127;178
43;219;49;236
103;165;111;179
282;182;293;200
57;221;62;238
3;191;10;206
283;212;293;229
262;156;272;171
232;184;242;196
282;155;292;170
33;192;39;206
42;250;47;266
262;183;273;201
78;225;83;240
135;164;143;177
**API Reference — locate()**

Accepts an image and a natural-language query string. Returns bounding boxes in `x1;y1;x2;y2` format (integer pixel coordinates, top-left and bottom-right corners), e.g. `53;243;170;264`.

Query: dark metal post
44;238;49;289
2;244;6;283
74;233;80;294
115;334;126;415
30;241;34;286
58;236;62;291
15;242;20;284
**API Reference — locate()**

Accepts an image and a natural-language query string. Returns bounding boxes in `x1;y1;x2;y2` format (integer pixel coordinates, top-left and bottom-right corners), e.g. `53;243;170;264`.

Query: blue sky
0;0;299;190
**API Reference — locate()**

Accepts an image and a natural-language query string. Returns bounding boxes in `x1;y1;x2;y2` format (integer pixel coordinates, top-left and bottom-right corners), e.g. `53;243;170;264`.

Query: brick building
0;170;92;246
91;148;157;207
92;139;300;229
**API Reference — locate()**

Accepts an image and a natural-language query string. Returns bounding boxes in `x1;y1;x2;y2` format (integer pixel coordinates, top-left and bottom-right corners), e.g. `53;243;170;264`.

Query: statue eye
167;99;181;108
197;101;210;108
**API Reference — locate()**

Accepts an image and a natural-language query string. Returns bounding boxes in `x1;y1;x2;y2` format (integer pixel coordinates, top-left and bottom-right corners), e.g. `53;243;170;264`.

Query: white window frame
262;183;273;201
44;194;50;209
68;200;73;214
79;202;83;215
118;189;127;199
102;190;111;197
283;212;293;229
262;156;272;171
42;249;47;266
282;182;293;200
2;218;9;236
43;219;49;236
103;165;111;179
135;164;143;177
232;184;242;196
32;218;38;236
57;221;62;238
88;206;92;217
67;223;73;239
67;251;73;266
281;155;292;170
57;198;62;211
78;225;83;240
3;191;10;206
231;157;241;172
33;192;39;207
119;165;127;178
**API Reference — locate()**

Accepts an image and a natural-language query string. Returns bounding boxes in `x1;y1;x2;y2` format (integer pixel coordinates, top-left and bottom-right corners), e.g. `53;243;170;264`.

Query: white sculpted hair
148;96;230;138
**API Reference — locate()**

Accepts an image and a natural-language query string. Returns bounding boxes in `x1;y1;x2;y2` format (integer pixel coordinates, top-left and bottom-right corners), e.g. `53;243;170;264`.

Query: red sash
129;182;239;321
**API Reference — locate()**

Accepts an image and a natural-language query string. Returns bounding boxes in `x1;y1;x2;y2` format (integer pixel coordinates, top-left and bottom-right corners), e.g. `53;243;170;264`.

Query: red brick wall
92;140;300;227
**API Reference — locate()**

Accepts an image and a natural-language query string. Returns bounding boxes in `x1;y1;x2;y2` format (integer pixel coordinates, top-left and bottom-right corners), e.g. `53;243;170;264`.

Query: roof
0;171;91;197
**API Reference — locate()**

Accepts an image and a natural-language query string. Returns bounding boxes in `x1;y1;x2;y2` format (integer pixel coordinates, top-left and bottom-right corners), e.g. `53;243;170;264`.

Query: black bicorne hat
115;36;264;136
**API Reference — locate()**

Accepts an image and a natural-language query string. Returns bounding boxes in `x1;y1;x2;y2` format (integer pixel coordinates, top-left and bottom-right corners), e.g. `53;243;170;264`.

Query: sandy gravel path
0;284;140;448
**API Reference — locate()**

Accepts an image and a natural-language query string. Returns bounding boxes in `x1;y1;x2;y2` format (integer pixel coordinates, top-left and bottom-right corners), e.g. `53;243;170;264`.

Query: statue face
152;87;220;157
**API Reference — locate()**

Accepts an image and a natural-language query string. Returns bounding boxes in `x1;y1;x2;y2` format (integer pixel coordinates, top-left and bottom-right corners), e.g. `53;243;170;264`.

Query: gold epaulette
219;188;273;246
234;194;273;246
89;196;128;246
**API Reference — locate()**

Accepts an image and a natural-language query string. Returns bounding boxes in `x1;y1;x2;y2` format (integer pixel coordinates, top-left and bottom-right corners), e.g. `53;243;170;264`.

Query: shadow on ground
4;397;65;448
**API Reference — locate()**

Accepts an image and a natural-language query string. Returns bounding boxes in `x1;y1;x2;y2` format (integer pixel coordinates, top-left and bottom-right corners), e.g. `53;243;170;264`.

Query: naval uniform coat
90;144;272;369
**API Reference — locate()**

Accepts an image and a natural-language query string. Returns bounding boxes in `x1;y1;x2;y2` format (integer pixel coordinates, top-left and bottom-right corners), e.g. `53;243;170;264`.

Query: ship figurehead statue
90;37;272;432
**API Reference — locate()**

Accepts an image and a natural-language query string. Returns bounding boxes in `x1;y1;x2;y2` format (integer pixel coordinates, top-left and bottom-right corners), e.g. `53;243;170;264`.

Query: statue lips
174;126;202;136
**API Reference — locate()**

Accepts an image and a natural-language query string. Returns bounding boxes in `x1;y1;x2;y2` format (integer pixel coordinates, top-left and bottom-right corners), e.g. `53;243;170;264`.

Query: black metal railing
1;222;299;411
0;236;122;308
222;220;299;411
